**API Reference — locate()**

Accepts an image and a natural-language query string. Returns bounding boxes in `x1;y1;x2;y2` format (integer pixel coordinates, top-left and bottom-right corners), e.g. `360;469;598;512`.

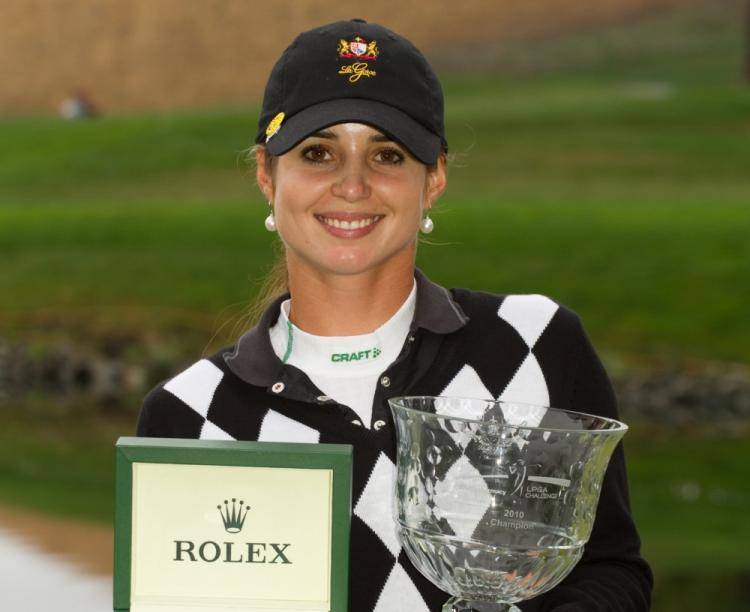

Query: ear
255;146;275;202
425;155;447;210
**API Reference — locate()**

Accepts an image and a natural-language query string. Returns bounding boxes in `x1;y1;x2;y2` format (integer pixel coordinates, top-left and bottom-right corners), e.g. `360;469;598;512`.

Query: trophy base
443;597;521;612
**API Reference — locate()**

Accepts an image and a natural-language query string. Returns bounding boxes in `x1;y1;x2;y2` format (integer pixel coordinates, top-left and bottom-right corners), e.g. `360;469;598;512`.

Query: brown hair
243;145;288;325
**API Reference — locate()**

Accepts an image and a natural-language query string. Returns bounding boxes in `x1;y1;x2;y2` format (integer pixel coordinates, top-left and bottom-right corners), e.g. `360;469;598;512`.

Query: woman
138;19;652;611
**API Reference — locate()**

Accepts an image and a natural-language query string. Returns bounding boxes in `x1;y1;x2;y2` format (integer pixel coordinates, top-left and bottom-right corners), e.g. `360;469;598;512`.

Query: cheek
378;171;427;204
272;178;319;223
395;179;429;223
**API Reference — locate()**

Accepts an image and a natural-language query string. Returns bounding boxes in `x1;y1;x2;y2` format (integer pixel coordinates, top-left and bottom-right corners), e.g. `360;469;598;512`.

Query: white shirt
269;283;416;427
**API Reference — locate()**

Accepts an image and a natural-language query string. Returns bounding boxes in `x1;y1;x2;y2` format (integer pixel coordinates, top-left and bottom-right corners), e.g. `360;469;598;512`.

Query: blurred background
0;0;748;610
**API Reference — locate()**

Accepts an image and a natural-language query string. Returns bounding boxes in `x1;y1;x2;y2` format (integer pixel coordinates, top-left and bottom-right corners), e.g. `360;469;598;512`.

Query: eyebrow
370;133;395;143
310;130;337;140
308;129;396;144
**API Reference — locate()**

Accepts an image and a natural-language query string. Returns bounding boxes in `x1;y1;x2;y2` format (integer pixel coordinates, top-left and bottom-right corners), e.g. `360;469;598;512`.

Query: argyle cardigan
137;271;652;611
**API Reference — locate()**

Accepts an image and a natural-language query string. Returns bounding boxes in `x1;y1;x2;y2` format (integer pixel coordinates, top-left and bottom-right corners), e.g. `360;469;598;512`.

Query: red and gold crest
338;36;379;60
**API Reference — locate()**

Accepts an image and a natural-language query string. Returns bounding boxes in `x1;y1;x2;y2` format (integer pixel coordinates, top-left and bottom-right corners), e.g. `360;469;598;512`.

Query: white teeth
320;216;378;230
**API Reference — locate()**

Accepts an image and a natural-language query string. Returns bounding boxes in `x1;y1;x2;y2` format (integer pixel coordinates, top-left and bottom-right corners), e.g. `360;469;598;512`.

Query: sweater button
317;395;332;402
380;376;391;387
373;419;386;431
352;419;363;426
271;382;285;393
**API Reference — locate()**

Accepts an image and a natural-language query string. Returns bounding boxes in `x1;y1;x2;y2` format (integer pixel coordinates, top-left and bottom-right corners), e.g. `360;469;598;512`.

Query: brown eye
374;147;405;165
302;145;332;163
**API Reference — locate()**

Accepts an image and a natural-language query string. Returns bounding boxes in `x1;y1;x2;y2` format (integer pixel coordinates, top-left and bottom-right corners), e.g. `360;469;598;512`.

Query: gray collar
224;269;469;387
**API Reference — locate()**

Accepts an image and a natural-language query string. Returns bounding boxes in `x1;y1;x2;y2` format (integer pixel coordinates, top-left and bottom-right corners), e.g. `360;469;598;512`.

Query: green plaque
114;437;352;612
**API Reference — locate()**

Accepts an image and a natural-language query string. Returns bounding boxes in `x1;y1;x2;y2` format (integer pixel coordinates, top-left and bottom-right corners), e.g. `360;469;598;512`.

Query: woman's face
256;122;446;281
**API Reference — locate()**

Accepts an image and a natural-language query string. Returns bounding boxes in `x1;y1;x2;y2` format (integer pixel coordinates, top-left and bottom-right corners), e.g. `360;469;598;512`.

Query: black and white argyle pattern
139;287;649;611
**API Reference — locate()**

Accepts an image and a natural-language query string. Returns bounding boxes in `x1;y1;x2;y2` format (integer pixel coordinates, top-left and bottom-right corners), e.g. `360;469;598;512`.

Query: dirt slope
0;0;687;115
0;504;111;575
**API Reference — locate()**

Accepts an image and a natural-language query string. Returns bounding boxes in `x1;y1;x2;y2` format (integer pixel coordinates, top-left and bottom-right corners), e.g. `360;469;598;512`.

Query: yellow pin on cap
265;112;285;142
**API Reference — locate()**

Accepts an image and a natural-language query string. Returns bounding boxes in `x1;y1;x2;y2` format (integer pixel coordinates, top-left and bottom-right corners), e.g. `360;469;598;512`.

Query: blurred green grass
3;0;749;363
626;428;750;573
2;75;749;361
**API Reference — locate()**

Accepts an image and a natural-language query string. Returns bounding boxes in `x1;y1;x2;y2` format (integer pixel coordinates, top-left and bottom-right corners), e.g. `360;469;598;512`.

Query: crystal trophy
389;396;627;612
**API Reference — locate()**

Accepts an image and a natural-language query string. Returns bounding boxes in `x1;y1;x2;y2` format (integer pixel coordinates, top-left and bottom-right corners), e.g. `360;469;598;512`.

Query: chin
292;242;416;279
323;258;377;277
321;247;376;273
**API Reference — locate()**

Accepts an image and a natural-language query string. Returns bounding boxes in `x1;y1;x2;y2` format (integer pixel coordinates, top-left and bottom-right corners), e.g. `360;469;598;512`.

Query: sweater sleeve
136;381;206;439
520;314;653;612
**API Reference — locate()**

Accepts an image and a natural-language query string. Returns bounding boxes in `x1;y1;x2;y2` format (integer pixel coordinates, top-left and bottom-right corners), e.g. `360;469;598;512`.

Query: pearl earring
264;201;276;232
420;215;434;234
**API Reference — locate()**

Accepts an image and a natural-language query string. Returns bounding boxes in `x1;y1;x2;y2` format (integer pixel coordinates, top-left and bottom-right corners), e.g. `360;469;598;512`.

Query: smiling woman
254;123;445;335
136;19;652;612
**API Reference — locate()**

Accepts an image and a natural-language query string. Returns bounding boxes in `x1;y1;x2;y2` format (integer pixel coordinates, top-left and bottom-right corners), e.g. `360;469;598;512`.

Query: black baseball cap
255;19;447;164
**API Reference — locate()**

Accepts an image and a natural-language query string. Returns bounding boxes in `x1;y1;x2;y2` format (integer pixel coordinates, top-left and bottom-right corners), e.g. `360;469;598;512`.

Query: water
0;526;111;611
400;526;583;603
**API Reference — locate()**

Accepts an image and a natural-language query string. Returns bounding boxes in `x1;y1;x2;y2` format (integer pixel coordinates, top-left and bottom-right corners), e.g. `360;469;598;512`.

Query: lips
315;213;384;237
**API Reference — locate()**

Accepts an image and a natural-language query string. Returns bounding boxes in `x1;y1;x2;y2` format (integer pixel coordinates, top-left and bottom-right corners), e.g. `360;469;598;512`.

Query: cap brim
264;98;442;164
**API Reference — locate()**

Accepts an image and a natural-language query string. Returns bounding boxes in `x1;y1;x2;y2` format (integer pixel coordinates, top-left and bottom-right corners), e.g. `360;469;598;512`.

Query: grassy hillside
2;79;749;362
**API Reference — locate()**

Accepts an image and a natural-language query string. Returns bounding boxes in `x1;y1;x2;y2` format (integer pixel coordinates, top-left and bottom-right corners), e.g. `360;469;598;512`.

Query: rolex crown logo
218;498;250;533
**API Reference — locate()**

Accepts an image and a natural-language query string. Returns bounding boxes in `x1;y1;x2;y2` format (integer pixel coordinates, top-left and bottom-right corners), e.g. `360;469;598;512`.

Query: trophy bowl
389;396;627;612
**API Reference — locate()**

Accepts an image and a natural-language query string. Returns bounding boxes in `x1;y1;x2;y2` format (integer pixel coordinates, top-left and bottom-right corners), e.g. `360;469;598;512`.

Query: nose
331;160;371;202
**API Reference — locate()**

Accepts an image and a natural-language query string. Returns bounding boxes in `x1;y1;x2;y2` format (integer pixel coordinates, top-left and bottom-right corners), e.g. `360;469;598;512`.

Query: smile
316;215;383;230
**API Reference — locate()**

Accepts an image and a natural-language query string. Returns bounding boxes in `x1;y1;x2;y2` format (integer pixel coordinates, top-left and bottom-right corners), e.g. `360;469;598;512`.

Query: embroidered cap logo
337;36;378;83
338;36;379;60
